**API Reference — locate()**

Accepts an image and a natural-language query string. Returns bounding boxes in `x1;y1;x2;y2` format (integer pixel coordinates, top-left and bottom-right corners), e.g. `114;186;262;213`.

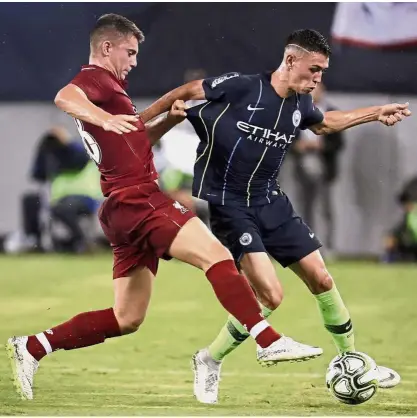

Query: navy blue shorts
209;194;322;267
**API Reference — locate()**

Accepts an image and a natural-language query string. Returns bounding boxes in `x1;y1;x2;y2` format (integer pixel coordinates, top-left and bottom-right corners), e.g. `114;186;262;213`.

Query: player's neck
89;57;119;80
270;67;295;99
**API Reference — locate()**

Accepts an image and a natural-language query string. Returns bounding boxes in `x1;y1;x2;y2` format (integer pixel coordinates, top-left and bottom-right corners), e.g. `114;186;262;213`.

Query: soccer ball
325;351;379;405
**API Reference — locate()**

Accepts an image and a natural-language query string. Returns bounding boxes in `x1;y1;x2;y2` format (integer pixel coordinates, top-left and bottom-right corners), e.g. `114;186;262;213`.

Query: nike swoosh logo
309;233;315;238
247;104;264;111
379;372;396;383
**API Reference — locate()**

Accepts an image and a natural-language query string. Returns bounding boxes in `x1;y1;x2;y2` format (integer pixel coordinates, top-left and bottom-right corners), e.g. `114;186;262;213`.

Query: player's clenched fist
378;102;412;126
102;114;140;134
167;100;188;123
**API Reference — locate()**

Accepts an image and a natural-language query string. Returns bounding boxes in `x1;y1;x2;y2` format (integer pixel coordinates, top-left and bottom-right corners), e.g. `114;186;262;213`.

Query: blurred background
1;2;417;262
1;3;417;414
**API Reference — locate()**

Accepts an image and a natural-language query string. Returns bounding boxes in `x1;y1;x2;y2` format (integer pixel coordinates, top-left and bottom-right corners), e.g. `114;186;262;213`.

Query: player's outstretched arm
139;80;205;123
145;100;188;145
54;84;139;135
309;103;411;135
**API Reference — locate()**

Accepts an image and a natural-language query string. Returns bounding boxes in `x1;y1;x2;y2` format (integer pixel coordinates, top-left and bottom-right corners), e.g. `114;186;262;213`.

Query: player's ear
285;54;295;71
102;40;112;57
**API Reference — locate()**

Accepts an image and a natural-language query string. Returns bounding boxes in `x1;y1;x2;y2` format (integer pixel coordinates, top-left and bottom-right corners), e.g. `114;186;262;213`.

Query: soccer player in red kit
6;14;322;401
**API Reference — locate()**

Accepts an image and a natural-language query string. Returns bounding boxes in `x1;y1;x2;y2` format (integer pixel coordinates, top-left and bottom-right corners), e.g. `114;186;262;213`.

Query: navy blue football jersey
186;71;324;207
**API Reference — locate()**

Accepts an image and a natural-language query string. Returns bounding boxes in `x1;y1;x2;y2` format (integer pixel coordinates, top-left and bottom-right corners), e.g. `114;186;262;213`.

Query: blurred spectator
31;126;88;183
382;176;417;263
291;84;345;255
49;160;103;253
159;69;210;225
2;126;103;254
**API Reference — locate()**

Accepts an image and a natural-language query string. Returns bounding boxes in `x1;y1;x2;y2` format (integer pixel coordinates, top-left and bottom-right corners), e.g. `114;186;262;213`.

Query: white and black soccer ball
326;351;379;405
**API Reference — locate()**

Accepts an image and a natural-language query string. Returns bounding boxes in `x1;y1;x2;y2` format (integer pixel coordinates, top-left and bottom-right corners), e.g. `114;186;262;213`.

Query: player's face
109;35;139;80
289;52;329;94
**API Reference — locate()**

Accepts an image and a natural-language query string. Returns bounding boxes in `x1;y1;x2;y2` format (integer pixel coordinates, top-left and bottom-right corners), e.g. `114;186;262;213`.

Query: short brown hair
90;13;145;48
286;29;331;56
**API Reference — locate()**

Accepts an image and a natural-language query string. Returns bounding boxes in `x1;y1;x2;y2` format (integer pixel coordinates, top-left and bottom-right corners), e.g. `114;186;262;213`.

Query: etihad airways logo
236;121;295;148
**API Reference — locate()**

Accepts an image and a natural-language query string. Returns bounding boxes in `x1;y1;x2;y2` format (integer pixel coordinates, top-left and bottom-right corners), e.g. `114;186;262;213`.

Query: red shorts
98;182;196;278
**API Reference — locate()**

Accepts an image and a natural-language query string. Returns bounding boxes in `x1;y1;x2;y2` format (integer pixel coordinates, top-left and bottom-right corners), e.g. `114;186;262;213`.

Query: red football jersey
70;65;157;196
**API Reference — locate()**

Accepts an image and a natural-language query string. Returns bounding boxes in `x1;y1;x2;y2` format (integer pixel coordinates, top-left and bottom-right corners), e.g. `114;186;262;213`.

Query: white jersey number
74;118;102;164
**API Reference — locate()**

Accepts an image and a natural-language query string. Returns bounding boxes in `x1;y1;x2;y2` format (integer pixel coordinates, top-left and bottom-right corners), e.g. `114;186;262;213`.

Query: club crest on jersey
211;73;239;88
239;232;253;246
292;109;301;127
173;201;189;215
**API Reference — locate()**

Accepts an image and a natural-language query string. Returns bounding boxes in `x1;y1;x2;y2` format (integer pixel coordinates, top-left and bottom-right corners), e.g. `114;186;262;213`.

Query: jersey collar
261;70;274;83
81;65;128;89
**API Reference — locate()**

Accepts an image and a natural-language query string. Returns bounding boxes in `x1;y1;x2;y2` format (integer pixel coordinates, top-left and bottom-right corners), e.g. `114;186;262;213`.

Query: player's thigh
113;265;155;334
167;217;233;272
289;249;334;295
209;203;266;265
240;252;283;309
265;216;322;269
133;189;231;271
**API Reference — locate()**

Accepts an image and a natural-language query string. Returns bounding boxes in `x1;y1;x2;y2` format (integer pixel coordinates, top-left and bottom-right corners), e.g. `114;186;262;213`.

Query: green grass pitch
0;254;416;415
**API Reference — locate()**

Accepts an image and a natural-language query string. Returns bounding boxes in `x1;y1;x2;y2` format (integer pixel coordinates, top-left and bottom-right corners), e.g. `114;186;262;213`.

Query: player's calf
6;309;123;401
113;266;154;334
7;265;154;400
291;252;355;353
23;308;122;363
240;252;284;310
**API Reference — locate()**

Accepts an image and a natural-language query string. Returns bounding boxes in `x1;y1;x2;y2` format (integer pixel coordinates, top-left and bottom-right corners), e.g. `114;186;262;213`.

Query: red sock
205;259;280;348
26;308;121;361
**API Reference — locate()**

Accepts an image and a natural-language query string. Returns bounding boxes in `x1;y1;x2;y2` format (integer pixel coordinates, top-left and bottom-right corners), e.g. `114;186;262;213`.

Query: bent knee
200;241;234;272
308;268;334;294
114;310;146;335
257;285;283;310
169;218;234;272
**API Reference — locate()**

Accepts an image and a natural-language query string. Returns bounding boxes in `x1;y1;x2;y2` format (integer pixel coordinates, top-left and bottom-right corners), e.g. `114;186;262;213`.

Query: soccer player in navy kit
141;29;410;403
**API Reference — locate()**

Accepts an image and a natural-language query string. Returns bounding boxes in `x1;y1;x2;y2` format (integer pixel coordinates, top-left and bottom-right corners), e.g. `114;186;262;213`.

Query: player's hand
102;114;139;134
378;103;412;126
167;100;188;124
